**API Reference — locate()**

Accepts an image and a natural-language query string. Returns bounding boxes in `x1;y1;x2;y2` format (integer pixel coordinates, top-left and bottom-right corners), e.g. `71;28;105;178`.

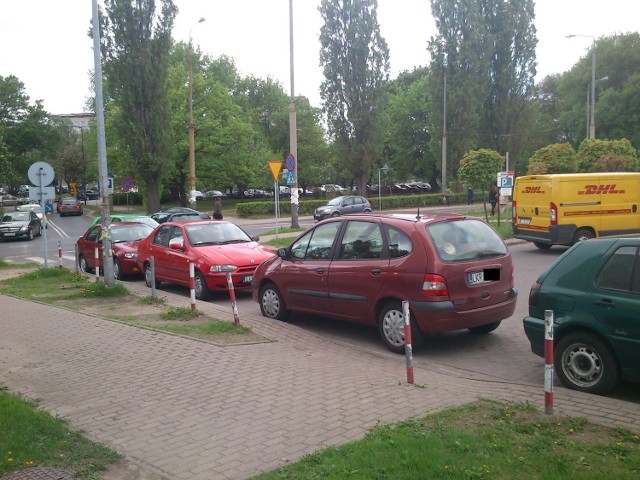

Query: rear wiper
476;250;503;258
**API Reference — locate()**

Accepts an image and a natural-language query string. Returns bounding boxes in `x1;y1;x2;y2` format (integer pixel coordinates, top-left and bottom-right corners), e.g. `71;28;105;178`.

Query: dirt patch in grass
58;295;271;346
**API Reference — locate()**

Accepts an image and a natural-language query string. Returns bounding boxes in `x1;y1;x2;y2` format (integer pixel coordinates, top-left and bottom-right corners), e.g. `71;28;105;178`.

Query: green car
89;214;159;229
524;237;640;395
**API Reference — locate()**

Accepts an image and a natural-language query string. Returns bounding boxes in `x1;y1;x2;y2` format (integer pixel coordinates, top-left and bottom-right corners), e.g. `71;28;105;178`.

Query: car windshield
110;224;154;243
427;219;507;261
186;223;252;246
327;196;346;206
2;212;30;222
122;216;159;228
21;205;42;213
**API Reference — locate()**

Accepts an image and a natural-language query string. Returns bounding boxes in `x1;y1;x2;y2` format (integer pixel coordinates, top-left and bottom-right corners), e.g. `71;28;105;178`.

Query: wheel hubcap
562;344;602;387
261;289;280;318
195;276;203;297
382;309;405;347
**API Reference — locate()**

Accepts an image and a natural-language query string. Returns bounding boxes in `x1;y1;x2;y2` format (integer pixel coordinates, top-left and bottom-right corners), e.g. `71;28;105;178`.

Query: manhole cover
0;468;75;480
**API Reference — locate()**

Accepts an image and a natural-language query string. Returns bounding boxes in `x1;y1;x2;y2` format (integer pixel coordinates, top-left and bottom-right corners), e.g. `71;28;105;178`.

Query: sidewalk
1;283;639;480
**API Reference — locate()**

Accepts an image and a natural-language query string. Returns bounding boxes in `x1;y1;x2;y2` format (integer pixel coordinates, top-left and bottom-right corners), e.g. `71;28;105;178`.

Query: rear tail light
550;202;557;225
512;200;517;224
422;273;448;297
528;282;541;306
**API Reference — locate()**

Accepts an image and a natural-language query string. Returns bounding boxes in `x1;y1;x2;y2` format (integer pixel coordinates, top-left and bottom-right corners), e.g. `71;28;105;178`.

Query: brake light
512;200;517;224
422;273;448;297
550;202;557;225
528;282;541;306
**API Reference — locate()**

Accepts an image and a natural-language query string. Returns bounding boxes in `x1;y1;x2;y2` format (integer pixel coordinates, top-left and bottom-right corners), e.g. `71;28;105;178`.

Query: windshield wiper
219;239;249;245
192;241;221;246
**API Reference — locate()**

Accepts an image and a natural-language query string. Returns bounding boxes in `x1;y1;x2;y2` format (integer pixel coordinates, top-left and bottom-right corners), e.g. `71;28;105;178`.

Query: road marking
26;255;76;265
45;219;70;238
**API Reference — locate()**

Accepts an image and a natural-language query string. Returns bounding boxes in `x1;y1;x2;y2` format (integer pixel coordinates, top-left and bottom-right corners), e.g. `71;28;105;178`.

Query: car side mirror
170;242;184;251
277;248;290;260
252;235;260;242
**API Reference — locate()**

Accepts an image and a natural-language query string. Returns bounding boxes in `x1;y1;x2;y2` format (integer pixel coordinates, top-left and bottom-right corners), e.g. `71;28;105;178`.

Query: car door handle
315;268;325;274
593;299;615;309
371;268;381;275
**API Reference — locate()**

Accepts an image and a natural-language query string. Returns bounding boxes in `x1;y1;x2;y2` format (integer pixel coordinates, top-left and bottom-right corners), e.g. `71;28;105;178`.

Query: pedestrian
467;186;474;205
213;196;223;220
443;187;452;206
489;185;498;215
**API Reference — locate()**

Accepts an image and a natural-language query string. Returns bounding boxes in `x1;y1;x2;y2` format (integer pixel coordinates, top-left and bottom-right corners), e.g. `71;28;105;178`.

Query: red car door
328;220;389;322
276;221;341;314
78;225;103;270
164;225;190;286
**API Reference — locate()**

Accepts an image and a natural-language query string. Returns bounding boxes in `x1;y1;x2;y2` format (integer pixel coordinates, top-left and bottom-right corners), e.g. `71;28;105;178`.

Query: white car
16;203;44;221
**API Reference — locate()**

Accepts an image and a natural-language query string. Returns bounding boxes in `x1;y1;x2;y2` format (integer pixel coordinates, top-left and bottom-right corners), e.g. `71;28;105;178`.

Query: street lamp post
567;34;596;139
288;0;299;228
188;17;205;206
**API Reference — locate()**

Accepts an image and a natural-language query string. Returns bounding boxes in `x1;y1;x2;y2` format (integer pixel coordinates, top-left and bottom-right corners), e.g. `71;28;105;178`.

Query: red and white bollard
94;246;100;282
58;241;63;269
402;301;414;384
188;261;196;310
226;271;240;326
544;309;554;415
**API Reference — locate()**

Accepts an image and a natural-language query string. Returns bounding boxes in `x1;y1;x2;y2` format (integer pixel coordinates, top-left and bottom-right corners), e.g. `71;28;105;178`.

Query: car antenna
416;206;421;220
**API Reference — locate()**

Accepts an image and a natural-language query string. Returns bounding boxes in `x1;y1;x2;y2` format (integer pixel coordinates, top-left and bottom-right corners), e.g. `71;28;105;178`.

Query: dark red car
136;220;275;300
252;213;517;353
77;222;154;280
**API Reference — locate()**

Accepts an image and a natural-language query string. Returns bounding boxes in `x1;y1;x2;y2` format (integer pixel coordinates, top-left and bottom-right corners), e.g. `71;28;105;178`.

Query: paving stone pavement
1;273;639;480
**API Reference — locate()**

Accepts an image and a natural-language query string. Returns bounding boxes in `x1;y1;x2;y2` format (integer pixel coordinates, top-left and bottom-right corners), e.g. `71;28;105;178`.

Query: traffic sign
121;176;135;192
381;163;390;175
107;177;114;194
268;161;283;181
285;153;296;172
286;171;296;186
28;161;55;187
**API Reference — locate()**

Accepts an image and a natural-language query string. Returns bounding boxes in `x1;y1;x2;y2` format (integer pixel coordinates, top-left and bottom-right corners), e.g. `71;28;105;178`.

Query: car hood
0;220;30;228
196;242;274;265
112;240;141;254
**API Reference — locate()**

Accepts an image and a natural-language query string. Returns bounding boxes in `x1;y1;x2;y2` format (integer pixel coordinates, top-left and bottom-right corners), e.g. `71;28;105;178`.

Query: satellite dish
28;161;55;187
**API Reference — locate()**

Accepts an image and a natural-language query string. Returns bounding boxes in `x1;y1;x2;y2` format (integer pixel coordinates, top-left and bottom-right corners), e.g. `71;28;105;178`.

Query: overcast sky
1;0;638;114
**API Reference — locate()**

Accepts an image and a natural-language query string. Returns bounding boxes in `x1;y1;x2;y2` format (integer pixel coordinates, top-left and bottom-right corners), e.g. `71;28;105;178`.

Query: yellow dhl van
512;172;640;249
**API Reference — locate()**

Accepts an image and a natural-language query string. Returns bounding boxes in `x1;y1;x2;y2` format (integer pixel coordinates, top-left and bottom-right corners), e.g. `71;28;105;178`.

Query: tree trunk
145;177;161;213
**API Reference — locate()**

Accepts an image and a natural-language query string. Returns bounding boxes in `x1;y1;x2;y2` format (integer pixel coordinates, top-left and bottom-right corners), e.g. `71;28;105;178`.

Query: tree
526;143;578;174
457;149;504;218
577;138;638;172
99;0;178;213
428;0;537;184
319;0;390;195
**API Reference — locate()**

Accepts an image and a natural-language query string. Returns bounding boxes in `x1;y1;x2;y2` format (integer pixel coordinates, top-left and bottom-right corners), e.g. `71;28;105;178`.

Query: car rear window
427;219;506;262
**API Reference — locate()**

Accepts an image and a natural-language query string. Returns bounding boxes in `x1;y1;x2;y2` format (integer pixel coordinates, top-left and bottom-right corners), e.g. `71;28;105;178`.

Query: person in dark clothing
489;185;498;215
467;186;474;205
213;197;223;220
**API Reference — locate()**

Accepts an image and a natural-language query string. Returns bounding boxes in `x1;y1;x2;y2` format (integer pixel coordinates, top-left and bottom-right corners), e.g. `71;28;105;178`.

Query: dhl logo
522;186;545;194
578;184;625;195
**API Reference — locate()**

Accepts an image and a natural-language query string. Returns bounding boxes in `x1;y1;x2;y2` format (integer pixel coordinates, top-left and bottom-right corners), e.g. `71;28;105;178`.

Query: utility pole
288;0;299;228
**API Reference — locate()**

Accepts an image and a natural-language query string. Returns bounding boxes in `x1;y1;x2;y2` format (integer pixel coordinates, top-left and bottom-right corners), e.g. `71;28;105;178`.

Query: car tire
194;271;212;300
378;301;424;354
573;228;595;243
555;332;620;395
468;321;501;334
27;228;34;241
79;255;93;274
533;242;552;250
113;259;122;281
144;263;161;289
330;212;340;218
38;225;43;236
364;208;371;213
259;283;290;321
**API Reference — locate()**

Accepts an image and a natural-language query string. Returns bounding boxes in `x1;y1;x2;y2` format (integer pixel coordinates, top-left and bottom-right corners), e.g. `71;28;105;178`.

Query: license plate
468;271;484;285
519;218;531;225
4;233;15;237
243;275;253;283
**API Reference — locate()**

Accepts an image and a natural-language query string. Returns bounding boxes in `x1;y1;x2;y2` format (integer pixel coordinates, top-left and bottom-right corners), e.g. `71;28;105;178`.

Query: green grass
157;321;252;336
0;267;129;302
253;400;640;480
0;258;39;269
261;226;307;236
0;386;120;478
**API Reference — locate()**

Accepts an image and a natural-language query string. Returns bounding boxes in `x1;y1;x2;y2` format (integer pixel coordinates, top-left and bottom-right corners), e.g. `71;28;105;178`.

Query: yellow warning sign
268;161;283;182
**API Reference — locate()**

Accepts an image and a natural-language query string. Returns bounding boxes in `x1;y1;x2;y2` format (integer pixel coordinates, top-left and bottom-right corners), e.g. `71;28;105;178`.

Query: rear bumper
412;288;518;333
523;315;545;357
513;224;577;246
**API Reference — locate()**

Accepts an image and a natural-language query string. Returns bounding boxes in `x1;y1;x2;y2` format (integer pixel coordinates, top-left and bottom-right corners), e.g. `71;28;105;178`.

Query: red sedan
136;220;275;300
77;222;154;280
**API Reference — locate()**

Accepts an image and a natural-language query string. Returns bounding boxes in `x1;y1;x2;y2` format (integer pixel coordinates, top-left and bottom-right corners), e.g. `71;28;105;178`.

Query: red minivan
252;213;517;353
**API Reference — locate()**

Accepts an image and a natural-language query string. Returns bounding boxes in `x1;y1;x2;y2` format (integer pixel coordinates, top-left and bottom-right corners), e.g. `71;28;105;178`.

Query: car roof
321;212;466;225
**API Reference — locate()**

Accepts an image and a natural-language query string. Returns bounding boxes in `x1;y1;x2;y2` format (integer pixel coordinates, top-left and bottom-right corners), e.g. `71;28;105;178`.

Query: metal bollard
150;256;156;298
58;241;62;268
94;246;100;282
402;301;414;384
221;266;240;326
544;310;554;415
189;261;196;310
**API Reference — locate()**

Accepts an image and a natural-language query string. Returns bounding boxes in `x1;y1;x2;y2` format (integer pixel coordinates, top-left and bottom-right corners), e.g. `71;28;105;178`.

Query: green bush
235;193;457;217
